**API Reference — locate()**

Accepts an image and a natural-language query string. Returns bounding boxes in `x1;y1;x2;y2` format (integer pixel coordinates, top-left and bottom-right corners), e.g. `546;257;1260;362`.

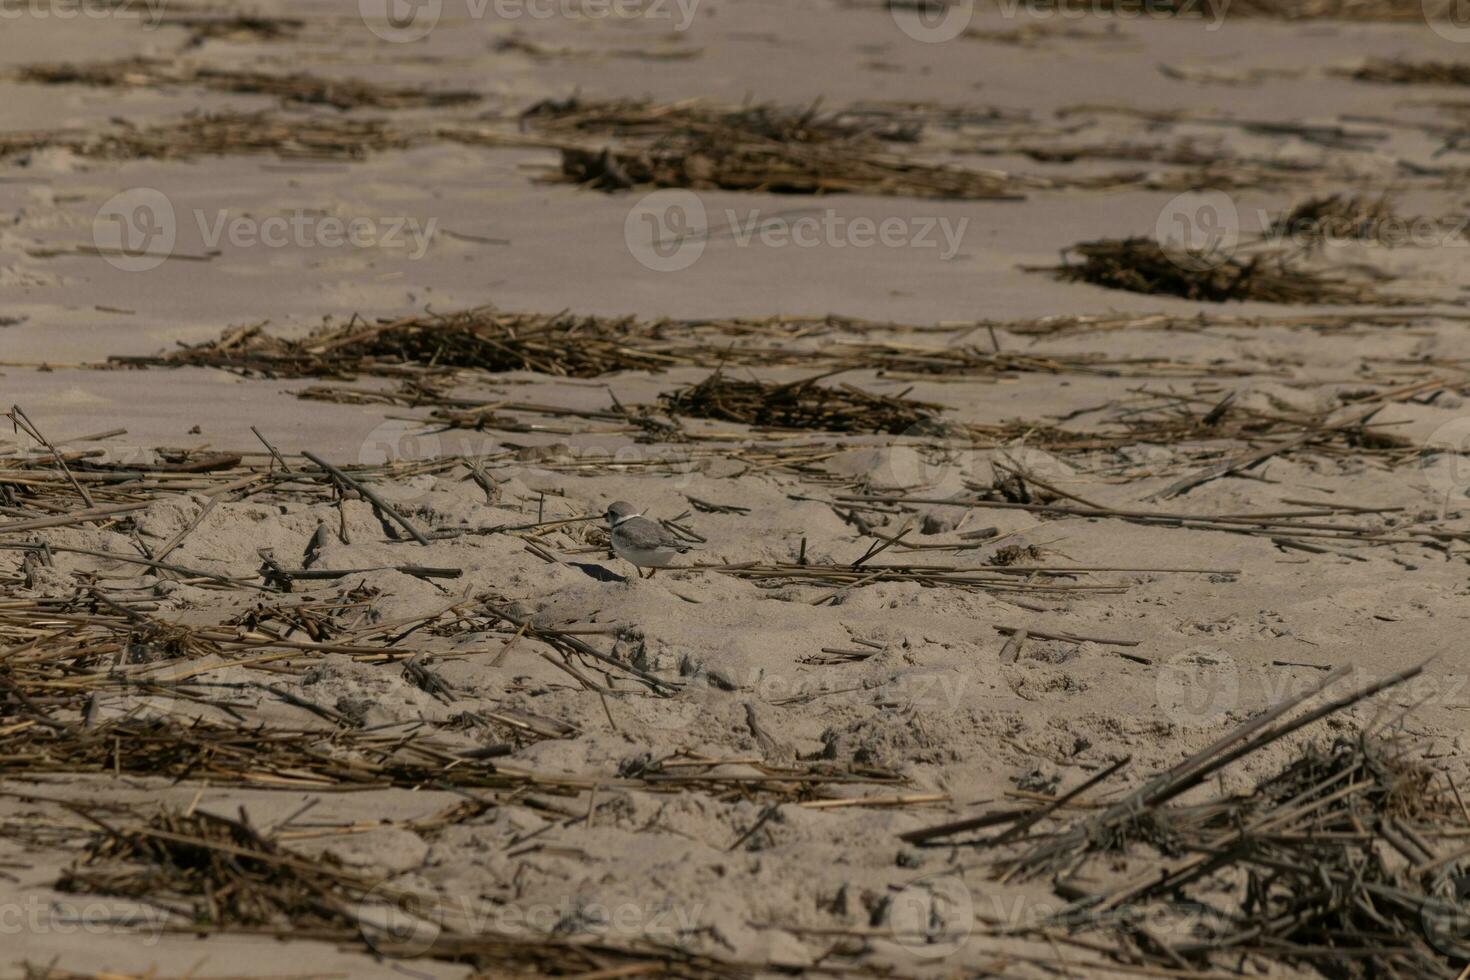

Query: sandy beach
3;1;1470;977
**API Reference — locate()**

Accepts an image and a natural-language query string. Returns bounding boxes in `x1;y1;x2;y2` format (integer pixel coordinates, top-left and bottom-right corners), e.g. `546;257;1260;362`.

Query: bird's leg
636;566;646;579
647;567;658;580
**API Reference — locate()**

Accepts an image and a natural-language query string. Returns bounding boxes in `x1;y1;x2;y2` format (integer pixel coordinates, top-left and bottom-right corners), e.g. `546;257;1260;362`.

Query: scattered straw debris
0;111;409;162
111;310;678;378
52;804;765;976
14;57;480;110
987;664;1465;976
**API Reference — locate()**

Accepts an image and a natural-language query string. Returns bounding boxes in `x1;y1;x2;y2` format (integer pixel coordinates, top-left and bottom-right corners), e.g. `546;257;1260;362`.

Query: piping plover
604;500;695;578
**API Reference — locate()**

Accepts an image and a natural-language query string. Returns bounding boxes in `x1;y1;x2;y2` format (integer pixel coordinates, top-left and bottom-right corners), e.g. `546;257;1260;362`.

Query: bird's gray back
617;516;691;551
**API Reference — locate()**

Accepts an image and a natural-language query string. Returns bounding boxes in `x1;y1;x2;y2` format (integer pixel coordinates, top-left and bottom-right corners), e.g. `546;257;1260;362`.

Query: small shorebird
604;500;695;578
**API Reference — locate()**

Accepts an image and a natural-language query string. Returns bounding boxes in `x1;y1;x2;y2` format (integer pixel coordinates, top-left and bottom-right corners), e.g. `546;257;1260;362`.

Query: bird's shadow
568;561;628;583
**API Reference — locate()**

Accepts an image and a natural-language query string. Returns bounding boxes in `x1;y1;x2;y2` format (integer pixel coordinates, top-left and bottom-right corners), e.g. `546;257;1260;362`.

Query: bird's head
605;500;640;527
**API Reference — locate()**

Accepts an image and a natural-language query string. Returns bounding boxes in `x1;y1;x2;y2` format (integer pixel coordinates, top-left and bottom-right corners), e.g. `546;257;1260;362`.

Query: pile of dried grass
896;661;1469;977
0;111;409;162
1346;58;1470;86
1039;237;1407;305
660;371;942;433
1005;732;1467;976
14;57;479;110
111;309;676;378
0;716;511;787
558;140;1029;199
520;96;921;144
58;808;362;927
521;94;1032;199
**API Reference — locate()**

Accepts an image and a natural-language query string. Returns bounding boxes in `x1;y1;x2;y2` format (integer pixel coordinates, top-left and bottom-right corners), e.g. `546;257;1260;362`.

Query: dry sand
3;0;1470;977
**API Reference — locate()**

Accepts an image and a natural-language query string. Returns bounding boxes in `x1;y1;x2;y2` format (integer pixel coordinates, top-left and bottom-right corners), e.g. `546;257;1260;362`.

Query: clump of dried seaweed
527;98;1036;199
660;371;941;434
111;310;677;379
0;111;410;162
1345;58;1470;86
1038;237;1407;305
558;138;1030;199
14;57;480;111
157;12;306;46
519;96;922;144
